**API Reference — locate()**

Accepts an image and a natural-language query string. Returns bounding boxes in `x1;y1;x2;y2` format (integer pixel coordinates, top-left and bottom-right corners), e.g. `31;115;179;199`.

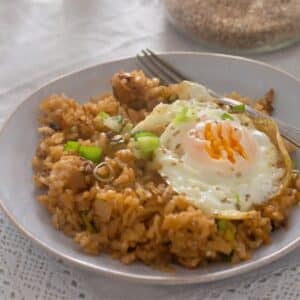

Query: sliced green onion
224;230;235;243
97;111;109;121
64;141;80;152
97;112;124;132
221;113;234;121
133;131;157;140
111;115;123;123
135;136;160;158
64;141;103;163
217;219;230;231
133;132;160;159
217;219;236;243
174;105;188;123
81;212;96;233
235;193;241;206
173;105;196;124
104;117;123;132
231;104;246;113
121;122;133;134
79;145;103;163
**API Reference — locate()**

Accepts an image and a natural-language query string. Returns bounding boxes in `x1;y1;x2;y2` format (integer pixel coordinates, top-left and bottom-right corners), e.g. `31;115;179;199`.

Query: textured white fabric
1;1;300;299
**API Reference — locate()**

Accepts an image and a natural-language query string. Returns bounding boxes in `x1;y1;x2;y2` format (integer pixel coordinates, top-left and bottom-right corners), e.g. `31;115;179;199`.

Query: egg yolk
182;120;257;174
203;122;248;163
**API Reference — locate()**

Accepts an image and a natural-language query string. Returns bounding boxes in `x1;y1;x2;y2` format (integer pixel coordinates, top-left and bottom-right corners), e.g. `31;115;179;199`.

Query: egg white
156;117;284;215
134;82;285;218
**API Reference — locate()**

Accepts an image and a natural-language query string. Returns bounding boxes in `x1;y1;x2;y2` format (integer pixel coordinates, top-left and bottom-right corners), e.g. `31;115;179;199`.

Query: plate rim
1;51;300;285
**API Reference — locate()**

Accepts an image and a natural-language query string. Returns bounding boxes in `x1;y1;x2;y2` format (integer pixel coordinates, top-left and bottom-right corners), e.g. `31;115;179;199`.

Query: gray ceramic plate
0;52;299;285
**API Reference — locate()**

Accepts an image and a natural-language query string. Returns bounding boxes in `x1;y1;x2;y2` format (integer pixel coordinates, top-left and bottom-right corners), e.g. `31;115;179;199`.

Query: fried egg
133;82;287;219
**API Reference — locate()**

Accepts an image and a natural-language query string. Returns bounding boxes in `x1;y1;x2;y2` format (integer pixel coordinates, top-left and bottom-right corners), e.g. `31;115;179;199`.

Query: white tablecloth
1;1;300;299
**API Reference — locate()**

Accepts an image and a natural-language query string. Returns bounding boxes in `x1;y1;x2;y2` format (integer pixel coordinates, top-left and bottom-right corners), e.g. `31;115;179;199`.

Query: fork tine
145;48;188;82
136;54;170;85
135;63;156;82
141;50;178;84
135;57;157;80
136;54;159;79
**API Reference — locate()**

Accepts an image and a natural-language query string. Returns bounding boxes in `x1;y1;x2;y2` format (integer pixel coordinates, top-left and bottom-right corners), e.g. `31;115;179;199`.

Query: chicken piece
111;70;177;110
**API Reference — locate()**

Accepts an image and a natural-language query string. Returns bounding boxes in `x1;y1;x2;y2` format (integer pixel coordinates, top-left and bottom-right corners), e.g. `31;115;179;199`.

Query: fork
136;48;300;148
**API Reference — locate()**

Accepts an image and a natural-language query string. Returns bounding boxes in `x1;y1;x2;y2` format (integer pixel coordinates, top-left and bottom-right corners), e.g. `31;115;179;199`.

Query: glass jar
164;0;300;53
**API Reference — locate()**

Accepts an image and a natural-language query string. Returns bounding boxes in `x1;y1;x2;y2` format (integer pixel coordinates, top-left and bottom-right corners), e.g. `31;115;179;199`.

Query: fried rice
32;70;300;269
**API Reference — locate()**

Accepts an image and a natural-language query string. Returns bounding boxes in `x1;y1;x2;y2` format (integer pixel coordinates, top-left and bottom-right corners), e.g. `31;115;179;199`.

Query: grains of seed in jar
165;0;300;51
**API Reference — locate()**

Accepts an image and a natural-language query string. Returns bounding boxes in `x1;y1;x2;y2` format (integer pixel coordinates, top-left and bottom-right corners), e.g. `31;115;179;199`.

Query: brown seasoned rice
32;71;300;270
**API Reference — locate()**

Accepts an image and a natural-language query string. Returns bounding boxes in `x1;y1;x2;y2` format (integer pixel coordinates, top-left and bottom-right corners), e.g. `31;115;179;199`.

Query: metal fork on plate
136;49;300;148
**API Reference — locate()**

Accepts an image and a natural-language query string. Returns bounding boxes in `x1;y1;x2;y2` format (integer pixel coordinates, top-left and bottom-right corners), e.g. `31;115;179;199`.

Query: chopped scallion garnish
63;141;80;152
217;219;230;231
97;111;109;121
97;112;124;132
217;219;236;243
133;131;157;140
132;131;160;158
121;122;133;134
221;113;234;121
173;105;196;124
81;212;96;233
111;115;123;123
224;230;235;243
64;141;103;163
135;136;160;157
235;193;241;206
231;104;246;113
79;145;103;163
